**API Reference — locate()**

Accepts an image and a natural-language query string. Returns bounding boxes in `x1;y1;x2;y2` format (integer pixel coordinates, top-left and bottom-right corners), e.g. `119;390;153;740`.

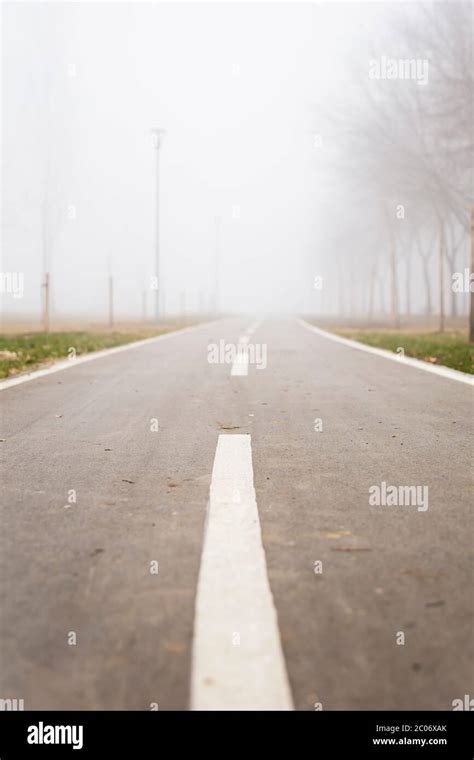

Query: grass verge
331;329;473;374
0;326;189;379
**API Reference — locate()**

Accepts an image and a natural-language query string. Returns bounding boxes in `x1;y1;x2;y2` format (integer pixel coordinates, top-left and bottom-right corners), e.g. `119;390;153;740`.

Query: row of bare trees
315;1;473;337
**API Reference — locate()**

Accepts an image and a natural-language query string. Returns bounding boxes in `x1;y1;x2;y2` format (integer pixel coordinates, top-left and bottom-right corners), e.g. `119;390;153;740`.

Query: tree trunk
338;274;343;317
349;270;355;316
405;260;411;317
470;205;474;342
439;218;445;333
449;261;458;318
337;265;344;317
368;268;376;323
378;277;386;316
389;240;399;328
421;257;432;316
445;224;457;318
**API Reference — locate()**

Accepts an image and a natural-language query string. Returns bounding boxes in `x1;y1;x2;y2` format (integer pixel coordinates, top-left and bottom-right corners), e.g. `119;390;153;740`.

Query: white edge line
0;320;221;392
297;318;474;386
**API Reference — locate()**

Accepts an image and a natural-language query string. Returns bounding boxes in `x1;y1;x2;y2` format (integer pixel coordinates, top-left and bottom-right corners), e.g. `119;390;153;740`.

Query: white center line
191;434;293;711
231;341;249;376
245;320;261;336
230;322;261;376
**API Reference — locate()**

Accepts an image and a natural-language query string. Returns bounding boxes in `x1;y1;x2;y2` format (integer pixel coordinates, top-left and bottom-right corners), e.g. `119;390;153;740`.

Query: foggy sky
1;2;468;322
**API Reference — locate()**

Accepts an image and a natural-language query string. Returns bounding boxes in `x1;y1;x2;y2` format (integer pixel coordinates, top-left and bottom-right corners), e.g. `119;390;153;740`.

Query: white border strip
191;434;293;711
297;318;474;386
0;321;219;392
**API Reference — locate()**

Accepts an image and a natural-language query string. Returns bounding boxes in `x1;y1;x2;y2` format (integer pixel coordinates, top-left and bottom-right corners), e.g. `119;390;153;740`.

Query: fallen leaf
163;640;186;655
324;530;352;539
401;567;446;579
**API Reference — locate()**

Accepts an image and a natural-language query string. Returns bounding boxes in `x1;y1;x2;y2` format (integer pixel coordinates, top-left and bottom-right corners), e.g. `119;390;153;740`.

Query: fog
1;1;472;325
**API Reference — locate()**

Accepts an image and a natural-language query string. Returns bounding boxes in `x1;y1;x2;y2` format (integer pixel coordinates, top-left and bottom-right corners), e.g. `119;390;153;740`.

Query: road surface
0;318;472;710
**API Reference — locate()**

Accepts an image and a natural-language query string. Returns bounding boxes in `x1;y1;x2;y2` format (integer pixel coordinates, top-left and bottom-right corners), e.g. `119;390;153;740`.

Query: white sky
1;2;427;320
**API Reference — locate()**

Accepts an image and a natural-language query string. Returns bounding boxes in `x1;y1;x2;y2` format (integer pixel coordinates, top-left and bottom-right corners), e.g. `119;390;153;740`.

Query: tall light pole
151;129;165;322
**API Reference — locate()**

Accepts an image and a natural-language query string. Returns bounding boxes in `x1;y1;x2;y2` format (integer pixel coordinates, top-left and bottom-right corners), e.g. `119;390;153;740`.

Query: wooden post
108;276;114;328
42;272;50;333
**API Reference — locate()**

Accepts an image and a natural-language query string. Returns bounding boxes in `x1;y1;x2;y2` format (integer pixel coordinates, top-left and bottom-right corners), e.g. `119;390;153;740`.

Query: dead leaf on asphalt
163;640;186;655
401;567;446;579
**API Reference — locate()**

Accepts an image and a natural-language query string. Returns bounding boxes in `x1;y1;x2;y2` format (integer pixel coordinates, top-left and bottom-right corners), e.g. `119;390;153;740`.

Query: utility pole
151;129;166;322
142;290;147;323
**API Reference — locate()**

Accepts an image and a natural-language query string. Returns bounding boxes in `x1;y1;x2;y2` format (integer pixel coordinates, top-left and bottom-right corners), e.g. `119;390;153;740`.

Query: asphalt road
0;317;472;710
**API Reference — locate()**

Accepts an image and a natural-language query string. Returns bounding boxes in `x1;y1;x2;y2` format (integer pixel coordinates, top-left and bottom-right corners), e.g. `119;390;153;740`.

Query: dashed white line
245;320;261;336
191;434;293;711
231;347;249;376
230;322;261;376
